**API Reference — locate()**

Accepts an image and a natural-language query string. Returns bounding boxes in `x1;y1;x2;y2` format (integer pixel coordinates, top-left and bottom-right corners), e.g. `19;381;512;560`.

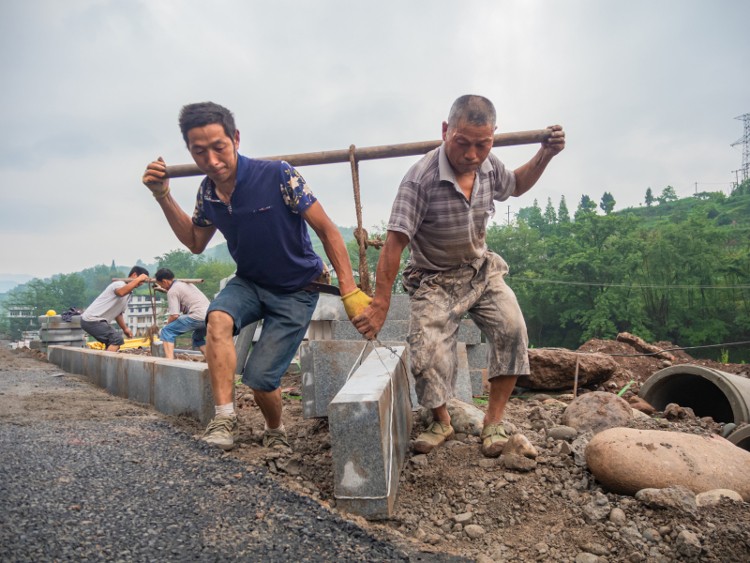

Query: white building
126;294;166;335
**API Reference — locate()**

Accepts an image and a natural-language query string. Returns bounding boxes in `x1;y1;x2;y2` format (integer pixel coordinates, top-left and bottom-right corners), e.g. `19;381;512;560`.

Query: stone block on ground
407;342;473;408
234;321;259;376
47;345;214;425
310;294;411;322
457;320;482;345
330;320;409;342
300;340;409;419
328;346;412;519
466;343;489;369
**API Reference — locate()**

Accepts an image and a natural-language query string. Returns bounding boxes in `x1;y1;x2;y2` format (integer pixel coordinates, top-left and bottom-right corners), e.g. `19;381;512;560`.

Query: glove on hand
341;289;372;320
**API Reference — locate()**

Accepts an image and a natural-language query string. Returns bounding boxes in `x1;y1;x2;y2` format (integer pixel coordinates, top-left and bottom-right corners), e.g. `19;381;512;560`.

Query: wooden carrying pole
164;129;551;178
112;278;205;283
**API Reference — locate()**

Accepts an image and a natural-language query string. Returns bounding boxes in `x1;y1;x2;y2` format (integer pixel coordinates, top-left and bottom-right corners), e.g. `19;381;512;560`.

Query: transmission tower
731;113;750;183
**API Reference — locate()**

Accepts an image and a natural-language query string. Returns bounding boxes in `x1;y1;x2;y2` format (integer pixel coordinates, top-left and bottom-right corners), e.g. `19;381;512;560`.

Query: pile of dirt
214;339;750;562
14;340;750;561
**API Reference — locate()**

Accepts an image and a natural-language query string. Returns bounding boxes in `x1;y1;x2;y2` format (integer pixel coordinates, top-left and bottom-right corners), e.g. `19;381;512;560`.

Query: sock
215;403;235;418
265;422;285;432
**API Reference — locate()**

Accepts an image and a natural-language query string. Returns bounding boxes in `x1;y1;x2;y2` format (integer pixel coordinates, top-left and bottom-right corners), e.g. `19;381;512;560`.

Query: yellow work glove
341;289;372;320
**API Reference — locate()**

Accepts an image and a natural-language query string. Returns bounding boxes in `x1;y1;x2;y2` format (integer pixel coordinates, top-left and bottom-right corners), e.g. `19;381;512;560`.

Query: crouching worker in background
154;268;210;360
81;266;149;352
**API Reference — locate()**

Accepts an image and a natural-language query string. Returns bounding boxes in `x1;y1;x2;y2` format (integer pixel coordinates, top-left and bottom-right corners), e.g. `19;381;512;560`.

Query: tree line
0;253;234;339
343;181;750;362
4;181;749;361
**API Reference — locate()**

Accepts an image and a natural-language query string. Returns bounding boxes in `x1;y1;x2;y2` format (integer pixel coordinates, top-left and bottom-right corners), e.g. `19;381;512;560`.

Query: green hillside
497;184;750;361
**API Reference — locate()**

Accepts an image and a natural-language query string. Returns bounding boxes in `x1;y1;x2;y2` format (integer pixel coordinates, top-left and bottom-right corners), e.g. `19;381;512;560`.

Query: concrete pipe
639;364;750;425
728;425;750;451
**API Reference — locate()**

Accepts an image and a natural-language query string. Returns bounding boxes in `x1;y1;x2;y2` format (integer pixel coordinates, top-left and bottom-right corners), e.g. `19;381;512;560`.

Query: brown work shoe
201;414;239;451
262;427;292;452
413;421;454;454
481;423;509;458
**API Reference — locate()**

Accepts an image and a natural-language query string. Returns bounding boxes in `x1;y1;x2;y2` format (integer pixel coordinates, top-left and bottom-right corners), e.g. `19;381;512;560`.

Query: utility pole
731;113;750;183
506;205;512;225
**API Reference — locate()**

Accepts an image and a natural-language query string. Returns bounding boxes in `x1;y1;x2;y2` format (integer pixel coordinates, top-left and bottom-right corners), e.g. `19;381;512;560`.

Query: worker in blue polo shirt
142;102;370;452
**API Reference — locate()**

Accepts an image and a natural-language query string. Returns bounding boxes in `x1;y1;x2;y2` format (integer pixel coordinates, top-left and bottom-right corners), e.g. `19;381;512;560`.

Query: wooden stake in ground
146;283;160;356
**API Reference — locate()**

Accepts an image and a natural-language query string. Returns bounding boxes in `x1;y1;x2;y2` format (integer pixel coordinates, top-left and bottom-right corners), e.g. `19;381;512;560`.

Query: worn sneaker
262;427;292;452
413;421;454;454
481;423;509;458
201;414;238;451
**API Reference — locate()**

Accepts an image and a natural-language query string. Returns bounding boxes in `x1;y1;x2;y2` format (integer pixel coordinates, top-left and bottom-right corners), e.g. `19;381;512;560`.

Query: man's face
155;279;172;291
186;123;240;185
442;119;495;175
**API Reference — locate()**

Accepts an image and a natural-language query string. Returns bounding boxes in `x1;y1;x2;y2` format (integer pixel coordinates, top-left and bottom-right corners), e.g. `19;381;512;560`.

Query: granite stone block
153;360;214;424
470;369;484;397
466;343;489;369
328;346;412;519
48;346;213;425
234;321;259;376
405;342;473;408
330;320;409;342
300;340;408;419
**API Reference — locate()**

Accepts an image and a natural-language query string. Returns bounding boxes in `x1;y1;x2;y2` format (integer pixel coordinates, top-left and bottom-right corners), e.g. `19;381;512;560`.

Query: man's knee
206;310;235;340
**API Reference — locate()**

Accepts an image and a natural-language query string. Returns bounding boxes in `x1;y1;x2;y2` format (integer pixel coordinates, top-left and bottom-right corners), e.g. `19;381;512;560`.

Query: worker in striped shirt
353;95;565;457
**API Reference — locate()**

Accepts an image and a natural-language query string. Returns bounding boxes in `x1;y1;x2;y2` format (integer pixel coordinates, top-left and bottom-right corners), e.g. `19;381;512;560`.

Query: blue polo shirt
192;155;323;292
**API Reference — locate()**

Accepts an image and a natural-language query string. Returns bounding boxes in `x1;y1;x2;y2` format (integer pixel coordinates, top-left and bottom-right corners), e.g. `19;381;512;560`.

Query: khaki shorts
403;252;529;409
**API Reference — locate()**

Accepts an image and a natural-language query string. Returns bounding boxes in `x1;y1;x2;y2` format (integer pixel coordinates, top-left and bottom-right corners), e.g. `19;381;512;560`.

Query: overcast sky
1;0;748;281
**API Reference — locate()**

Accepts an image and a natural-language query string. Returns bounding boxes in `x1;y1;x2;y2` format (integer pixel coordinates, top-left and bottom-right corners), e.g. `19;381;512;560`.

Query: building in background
126;294;166;336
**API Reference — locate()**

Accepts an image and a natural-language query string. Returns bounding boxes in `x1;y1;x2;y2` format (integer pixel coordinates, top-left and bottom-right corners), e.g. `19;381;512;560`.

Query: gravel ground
0;351;466;562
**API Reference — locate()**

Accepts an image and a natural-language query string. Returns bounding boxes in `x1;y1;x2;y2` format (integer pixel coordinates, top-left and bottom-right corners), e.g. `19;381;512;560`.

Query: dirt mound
212;338;750;561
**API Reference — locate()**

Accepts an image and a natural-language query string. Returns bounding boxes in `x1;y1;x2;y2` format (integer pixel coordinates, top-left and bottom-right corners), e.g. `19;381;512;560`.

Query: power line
508;277;750;290
543;340;750;358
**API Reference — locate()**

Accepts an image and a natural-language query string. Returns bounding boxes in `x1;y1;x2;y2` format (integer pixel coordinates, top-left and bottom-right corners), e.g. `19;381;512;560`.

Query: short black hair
129;266;149;277
447;95;496;128
155;268;175;282
178;102;237;146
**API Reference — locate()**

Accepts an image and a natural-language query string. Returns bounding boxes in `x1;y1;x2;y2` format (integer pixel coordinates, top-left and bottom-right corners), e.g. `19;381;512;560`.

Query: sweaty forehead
187;124;231;147
450;122;495;142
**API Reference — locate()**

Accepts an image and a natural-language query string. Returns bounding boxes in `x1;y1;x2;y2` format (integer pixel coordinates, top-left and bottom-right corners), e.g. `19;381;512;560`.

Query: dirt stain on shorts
403;251;530;409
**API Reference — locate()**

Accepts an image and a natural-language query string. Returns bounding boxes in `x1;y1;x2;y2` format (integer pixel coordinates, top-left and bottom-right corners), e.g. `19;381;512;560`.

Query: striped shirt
387;145;516;270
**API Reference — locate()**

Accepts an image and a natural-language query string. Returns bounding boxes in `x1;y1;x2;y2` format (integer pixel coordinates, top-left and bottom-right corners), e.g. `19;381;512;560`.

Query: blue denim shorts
159;315;207;348
207;276;319;391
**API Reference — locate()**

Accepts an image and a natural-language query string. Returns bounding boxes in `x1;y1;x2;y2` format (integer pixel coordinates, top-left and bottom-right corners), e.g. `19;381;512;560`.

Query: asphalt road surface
0;350;465;562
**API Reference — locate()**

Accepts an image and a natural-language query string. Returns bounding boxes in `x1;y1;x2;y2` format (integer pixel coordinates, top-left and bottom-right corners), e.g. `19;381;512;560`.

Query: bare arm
512;125;566;197
114;274;149;297
352;230;409;338
115;314;132;338
303;201;358;296
142;157;216;254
